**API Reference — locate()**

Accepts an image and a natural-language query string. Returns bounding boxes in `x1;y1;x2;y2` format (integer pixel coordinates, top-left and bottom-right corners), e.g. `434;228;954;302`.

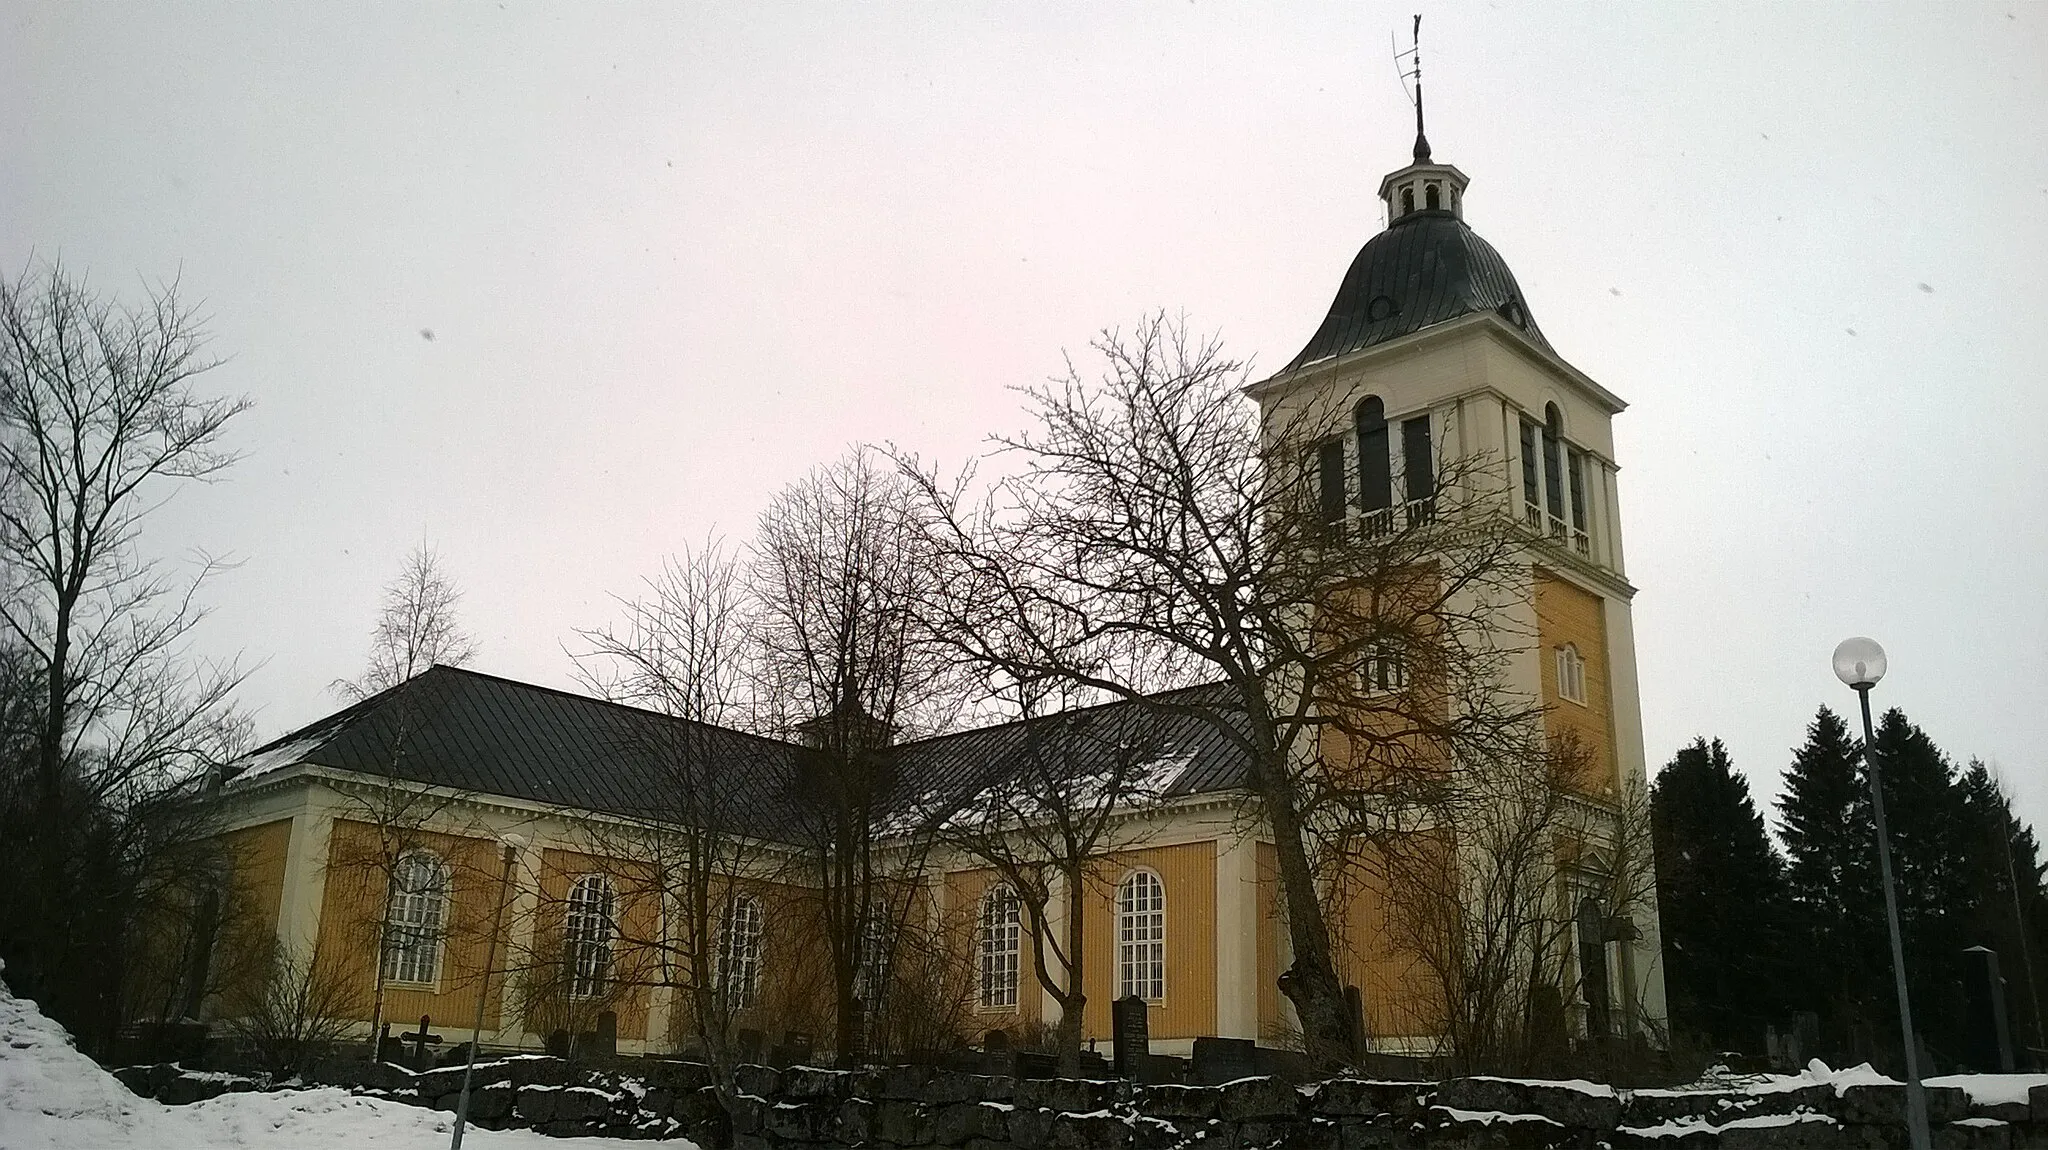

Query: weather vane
1392;14;1430;162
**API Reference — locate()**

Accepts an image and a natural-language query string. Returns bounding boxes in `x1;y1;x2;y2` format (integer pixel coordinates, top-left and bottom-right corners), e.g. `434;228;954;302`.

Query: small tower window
1556;644;1588;705
1316;439;1346;527
1543;404;1567;530
1425;183;1441;210
1402;414;1434;521
1401;187;1415;216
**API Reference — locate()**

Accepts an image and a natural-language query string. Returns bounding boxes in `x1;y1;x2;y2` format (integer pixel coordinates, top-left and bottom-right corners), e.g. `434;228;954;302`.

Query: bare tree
572;539;787;1091
904;313;1549;1066
220;944;365;1077
751;447;960;1065
0;261;250;1051
929;692;1174;1075
323;544;483;1053
333;542;477;700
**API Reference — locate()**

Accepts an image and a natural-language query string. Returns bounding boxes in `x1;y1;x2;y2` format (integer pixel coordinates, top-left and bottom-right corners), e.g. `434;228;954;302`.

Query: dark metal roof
1282;209;1549;373
232;668;1255;841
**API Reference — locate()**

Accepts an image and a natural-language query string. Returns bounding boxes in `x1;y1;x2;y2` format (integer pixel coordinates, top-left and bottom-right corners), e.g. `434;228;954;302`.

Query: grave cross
398;1014;442;1063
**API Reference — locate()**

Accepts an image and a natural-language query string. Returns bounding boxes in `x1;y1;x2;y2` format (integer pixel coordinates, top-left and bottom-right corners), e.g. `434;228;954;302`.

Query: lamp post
1833;637;1930;1150
450;832;525;1150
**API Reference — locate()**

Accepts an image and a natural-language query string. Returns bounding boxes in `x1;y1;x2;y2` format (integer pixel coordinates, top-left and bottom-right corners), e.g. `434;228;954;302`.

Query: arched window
566;874;617;999
718;894;764;1010
383;851;450;985
1556;644;1587;705
1354;396;1391;522
1425;182;1441;210
979;884;1021;1009
1401;187;1415;216
1116;871;1165;1002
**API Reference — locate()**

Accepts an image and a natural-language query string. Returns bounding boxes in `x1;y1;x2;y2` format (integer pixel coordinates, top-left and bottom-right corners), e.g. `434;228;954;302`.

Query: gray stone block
1015;1078;1114;1114
874;1097;934;1145
1433;1076;1621;1130
515;1085;557;1124
1049;1111;1129;1150
1135;1084;1219;1120
764;1099;829;1141
835;1096;873;1142
1309;1080;1426;1122
1008;1106;1056;1150
932;1100;1010;1145
784;1066;854;1100
1838;1084;1970;1127
733;1063;781;1098
1218;1077;1301;1122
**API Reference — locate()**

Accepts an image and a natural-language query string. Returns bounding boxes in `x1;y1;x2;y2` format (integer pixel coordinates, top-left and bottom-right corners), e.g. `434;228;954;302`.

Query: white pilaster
274;796;335;964
1214;832;1259;1040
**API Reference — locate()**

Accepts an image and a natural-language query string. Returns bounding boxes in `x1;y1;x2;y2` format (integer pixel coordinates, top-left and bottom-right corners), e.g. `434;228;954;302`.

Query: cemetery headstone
399;1015;442;1067
595;1011;619;1058
1112;995;1150;1077
1191;1036;1256;1085
1962;946;2016;1072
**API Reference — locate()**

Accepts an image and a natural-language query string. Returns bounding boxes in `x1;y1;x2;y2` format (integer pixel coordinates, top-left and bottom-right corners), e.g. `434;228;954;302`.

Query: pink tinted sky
4;3;2045;829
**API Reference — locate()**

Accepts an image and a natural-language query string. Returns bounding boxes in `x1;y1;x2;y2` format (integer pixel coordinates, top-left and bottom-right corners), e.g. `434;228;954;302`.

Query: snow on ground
1925;1073;2048;1107
0;965;690;1150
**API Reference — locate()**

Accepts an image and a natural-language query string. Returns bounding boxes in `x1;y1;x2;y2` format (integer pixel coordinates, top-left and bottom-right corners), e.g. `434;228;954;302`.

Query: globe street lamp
1833;637;1930;1150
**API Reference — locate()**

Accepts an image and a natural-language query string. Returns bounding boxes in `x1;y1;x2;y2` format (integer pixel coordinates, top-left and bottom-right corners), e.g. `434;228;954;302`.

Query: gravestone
982;1028;1010;1053
768;1030;812;1068
544;1029;571;1059
1191;1036;1256;1085
734;1027;765;1063
1012;1051;1057;1079
1112;995;1149;1077
1962;946;2016;1072
595;1011;619;1058
399;1015;442;1066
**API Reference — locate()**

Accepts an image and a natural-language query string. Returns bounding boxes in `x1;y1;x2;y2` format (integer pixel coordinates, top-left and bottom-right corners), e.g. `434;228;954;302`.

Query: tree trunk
1255;753;1355;1067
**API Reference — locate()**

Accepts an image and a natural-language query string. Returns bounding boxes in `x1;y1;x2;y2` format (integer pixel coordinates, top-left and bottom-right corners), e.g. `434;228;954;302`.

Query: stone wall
116;1057;2048;1148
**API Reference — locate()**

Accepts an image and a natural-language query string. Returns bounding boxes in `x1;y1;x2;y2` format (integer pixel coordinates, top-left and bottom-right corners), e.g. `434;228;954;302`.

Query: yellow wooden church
206;124;1665;1064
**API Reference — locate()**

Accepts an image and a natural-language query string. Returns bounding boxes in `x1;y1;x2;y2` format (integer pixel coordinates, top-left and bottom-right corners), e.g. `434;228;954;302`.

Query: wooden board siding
945;868;1044;1036
1534;567;1617;794
315;820;509;1031
223;819;293;944
533;848;662;1042
1256;842;1285;1043
1077;841;1217;1042
1331;835;1448;1042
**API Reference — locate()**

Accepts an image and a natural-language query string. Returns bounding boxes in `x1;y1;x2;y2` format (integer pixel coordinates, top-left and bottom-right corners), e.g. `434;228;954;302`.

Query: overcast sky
5;3;2044;833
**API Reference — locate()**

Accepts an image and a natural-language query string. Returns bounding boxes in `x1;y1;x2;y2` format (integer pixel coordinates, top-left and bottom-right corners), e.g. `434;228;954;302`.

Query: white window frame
382;851;450;987
1116;870;1166;1003
718;894;764;1011
855;912;891;1010
1518;410;1596;558
565;874;617;1000
978;884;1021;1010
1556;643;1588;706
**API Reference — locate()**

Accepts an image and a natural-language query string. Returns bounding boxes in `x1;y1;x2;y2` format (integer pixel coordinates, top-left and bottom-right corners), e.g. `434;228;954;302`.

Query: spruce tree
1777;707;1882;1050
1956;760;2048;1057
1866;708;1975;1058
1651;737;1792;1052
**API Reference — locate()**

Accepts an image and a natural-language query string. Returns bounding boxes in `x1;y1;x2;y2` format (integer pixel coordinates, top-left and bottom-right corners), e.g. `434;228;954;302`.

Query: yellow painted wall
316;820;509;1031
945;867;1045;1036
1331;835;1448;1041
1078;841;1216;1042
222;818;293;943
1256;842;1285;1043
1535;567;1617;793
532;848;662;1041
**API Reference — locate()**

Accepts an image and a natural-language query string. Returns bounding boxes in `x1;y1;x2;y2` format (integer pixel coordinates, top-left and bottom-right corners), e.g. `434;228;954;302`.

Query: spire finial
1407;14;1430;162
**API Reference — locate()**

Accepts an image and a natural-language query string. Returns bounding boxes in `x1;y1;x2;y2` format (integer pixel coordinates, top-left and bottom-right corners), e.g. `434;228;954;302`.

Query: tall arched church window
856;913;892;1010
566;874;617;999
1402;413;1434;522
384;851;451;985
718;894;765;1010
1543;404;1567;537
1116;870;1166;1002
979;884;1021;1009
1355;397;1391;528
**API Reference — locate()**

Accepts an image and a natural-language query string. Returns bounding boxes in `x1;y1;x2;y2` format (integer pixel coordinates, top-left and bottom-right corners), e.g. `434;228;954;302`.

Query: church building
207;117;1665;1065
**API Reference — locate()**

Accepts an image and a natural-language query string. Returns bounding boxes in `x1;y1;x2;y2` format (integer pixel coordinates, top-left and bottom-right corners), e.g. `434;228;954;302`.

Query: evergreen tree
1651;737;1793;1052
1777;707;1883;1052
1954;759;2048;1061
1866;708;1976;1060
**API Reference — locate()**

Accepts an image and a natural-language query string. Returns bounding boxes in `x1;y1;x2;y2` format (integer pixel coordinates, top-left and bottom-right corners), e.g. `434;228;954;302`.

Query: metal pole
1857;686;1931;1150
450;842;518;1150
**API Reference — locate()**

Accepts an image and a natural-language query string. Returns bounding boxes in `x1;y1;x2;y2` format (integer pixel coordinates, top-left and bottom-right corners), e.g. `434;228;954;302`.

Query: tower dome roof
1282;208;1549;373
